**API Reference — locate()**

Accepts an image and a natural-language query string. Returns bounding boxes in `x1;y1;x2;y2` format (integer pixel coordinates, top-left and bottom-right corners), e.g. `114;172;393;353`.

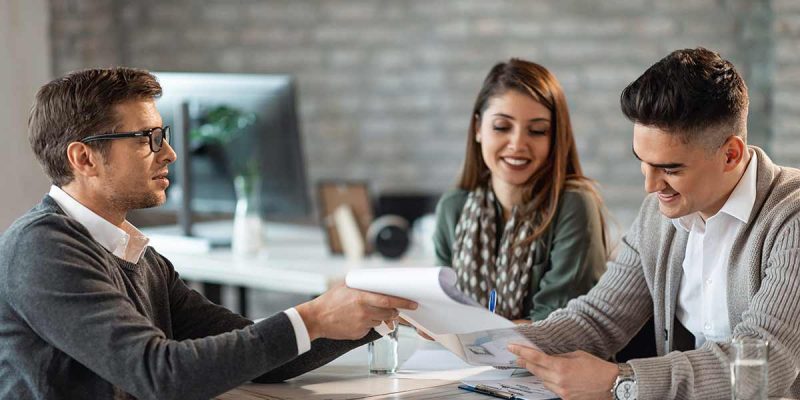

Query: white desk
143;221;433;314
215;327;492;400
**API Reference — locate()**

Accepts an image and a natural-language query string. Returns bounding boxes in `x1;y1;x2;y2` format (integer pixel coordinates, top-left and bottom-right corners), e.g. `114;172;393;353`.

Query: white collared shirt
48;185;150;263
673;151;758;348
47;185;343;356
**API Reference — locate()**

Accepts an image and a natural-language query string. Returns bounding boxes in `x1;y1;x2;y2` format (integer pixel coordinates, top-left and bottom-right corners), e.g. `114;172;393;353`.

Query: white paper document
397;346;516;381
461;376;559;400
346;267;537;367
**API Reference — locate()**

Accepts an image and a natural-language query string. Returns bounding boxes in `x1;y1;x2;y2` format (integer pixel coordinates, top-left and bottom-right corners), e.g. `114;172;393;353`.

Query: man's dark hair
620;47;749;149
28;67;162;186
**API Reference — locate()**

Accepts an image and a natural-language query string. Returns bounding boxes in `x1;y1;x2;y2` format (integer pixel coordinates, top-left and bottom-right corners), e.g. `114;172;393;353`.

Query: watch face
614;379;637;400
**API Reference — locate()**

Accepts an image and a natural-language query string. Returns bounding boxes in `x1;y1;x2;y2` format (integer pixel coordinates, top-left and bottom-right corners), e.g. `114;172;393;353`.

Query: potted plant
191;105;262;256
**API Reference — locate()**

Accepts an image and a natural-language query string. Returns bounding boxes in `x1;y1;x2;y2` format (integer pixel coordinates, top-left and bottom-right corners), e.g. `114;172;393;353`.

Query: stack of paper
346;267;537;367
396;345;557;400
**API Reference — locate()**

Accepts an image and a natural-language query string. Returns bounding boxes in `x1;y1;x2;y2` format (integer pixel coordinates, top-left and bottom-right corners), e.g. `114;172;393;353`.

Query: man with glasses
0;67;417;400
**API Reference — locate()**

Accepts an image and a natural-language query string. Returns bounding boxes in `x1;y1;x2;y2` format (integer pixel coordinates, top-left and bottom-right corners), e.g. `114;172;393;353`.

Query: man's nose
159;141;177;165
642;166;664;193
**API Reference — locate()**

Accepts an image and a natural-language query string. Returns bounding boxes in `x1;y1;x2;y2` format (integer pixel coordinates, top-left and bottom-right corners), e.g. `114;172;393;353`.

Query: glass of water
368;324;398;374
731;337;769;400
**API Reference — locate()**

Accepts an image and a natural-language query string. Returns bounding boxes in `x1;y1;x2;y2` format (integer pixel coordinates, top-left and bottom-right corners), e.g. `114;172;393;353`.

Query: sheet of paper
346;267;515;334
461;376;559;400
396;347;516;381
457;327;538;366
399;348;472;371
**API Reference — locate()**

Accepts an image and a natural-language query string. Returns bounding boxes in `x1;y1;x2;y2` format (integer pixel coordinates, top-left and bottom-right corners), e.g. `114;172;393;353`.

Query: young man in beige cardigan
510;47;800;399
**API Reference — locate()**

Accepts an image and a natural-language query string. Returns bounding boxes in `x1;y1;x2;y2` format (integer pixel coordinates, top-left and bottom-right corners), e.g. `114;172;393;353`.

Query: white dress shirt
673;151;758;348
47;185;327;355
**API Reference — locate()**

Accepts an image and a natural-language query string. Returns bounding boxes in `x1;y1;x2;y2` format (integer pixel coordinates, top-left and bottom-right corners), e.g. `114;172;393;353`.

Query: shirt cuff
283;308;311;355
375;321;393;336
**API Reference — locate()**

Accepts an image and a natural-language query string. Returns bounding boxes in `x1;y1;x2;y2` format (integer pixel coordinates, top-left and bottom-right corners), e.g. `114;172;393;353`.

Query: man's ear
720;135;746;172
66;142;103;178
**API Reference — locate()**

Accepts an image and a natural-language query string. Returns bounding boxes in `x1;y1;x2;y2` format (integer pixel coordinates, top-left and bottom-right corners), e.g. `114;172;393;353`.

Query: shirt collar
672;150;758;231
48;185;149;263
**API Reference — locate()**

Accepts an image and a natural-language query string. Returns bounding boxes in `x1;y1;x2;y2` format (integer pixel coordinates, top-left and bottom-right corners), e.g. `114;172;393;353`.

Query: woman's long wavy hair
458;58;608;248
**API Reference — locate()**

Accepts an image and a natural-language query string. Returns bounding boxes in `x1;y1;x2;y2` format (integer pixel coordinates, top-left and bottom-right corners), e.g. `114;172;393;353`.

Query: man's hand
508;344;618;400
295;284;417;341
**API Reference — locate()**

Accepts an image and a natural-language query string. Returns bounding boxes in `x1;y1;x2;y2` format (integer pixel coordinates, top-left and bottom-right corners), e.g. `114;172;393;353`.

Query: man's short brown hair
28;67;162;186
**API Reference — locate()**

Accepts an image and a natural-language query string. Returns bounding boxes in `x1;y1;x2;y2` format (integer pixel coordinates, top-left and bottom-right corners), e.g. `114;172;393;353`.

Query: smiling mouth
657;192;679;201
501;157;531;167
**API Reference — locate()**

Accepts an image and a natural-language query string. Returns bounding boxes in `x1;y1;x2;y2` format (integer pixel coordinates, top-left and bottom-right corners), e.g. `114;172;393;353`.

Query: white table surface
144;220;433;296
215;326;493;400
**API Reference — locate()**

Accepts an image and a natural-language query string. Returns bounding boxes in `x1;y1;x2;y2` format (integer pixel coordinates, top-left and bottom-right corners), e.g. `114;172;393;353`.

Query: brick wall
773;0;800;168
50;0;789;229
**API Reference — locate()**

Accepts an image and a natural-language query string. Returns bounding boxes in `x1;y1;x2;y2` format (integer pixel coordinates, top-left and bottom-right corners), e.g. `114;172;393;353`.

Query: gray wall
49;0;799;229
0;0;51;230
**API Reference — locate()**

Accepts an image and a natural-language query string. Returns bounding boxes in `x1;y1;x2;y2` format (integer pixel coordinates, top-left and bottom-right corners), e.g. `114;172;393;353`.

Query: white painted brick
48;0;786;223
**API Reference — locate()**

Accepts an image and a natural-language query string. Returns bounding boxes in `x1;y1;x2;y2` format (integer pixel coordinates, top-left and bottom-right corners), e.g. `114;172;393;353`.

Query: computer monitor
153;72;310;223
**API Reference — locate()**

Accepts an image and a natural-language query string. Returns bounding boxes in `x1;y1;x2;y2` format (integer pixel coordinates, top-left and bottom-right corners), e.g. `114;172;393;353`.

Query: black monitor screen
153;72;310;220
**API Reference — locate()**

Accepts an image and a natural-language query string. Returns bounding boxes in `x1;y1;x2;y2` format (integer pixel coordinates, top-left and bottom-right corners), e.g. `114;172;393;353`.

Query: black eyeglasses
80;126;171;153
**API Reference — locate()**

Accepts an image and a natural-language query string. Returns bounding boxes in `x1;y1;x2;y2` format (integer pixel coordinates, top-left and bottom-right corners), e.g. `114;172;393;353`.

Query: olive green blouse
432;187;607;321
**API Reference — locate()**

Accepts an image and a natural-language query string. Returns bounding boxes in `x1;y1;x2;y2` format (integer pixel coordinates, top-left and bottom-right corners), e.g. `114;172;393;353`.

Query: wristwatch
612;363;637;400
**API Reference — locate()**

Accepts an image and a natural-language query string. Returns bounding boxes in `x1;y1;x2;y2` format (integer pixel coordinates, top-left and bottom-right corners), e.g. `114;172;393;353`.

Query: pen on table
489;289;497;314
458;383;519;399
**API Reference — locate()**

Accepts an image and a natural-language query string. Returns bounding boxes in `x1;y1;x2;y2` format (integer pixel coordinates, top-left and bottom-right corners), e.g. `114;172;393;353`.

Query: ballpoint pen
489;288;497;314
458;383;519;399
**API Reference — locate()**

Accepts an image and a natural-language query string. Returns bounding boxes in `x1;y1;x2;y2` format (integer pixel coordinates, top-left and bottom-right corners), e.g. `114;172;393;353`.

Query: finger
507;344;549;368
359;291;418;310
363;305;400;321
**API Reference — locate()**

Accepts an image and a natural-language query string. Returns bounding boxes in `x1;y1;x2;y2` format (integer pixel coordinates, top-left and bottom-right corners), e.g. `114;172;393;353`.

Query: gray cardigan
0;196;377;400
519;146;800;399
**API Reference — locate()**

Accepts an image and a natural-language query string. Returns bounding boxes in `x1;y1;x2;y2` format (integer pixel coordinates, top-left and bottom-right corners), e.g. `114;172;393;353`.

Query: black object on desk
367;215;410;259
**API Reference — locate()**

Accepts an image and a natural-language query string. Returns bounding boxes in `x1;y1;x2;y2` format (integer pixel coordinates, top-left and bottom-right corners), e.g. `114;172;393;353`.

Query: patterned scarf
451;185;537;319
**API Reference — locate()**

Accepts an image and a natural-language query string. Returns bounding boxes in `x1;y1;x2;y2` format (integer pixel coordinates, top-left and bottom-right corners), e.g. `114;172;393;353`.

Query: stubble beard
110;190;165;212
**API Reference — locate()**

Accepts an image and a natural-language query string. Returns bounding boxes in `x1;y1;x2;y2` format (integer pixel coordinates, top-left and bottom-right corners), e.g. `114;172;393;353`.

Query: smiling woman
432;58;609;322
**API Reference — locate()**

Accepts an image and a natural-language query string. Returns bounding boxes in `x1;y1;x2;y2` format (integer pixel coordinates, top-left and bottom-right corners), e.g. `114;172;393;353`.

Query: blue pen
489;289;497;313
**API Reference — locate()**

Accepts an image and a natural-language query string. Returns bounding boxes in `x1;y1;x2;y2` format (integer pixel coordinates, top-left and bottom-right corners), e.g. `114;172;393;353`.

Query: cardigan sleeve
517;197;654;359
529;189;607;321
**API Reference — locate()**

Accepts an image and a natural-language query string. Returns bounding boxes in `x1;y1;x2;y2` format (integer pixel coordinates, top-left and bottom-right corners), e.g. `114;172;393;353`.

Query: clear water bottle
368;326;398;374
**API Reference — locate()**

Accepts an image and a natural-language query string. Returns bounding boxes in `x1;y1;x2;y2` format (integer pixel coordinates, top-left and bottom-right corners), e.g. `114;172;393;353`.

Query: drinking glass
730;337;769;400
368;325;398;374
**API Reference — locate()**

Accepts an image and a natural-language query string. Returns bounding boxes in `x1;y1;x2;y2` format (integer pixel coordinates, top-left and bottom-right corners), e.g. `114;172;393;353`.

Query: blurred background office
2;0;798;314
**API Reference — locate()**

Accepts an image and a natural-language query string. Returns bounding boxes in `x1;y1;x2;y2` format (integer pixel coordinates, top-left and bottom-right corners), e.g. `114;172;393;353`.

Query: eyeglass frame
79;126;171;153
